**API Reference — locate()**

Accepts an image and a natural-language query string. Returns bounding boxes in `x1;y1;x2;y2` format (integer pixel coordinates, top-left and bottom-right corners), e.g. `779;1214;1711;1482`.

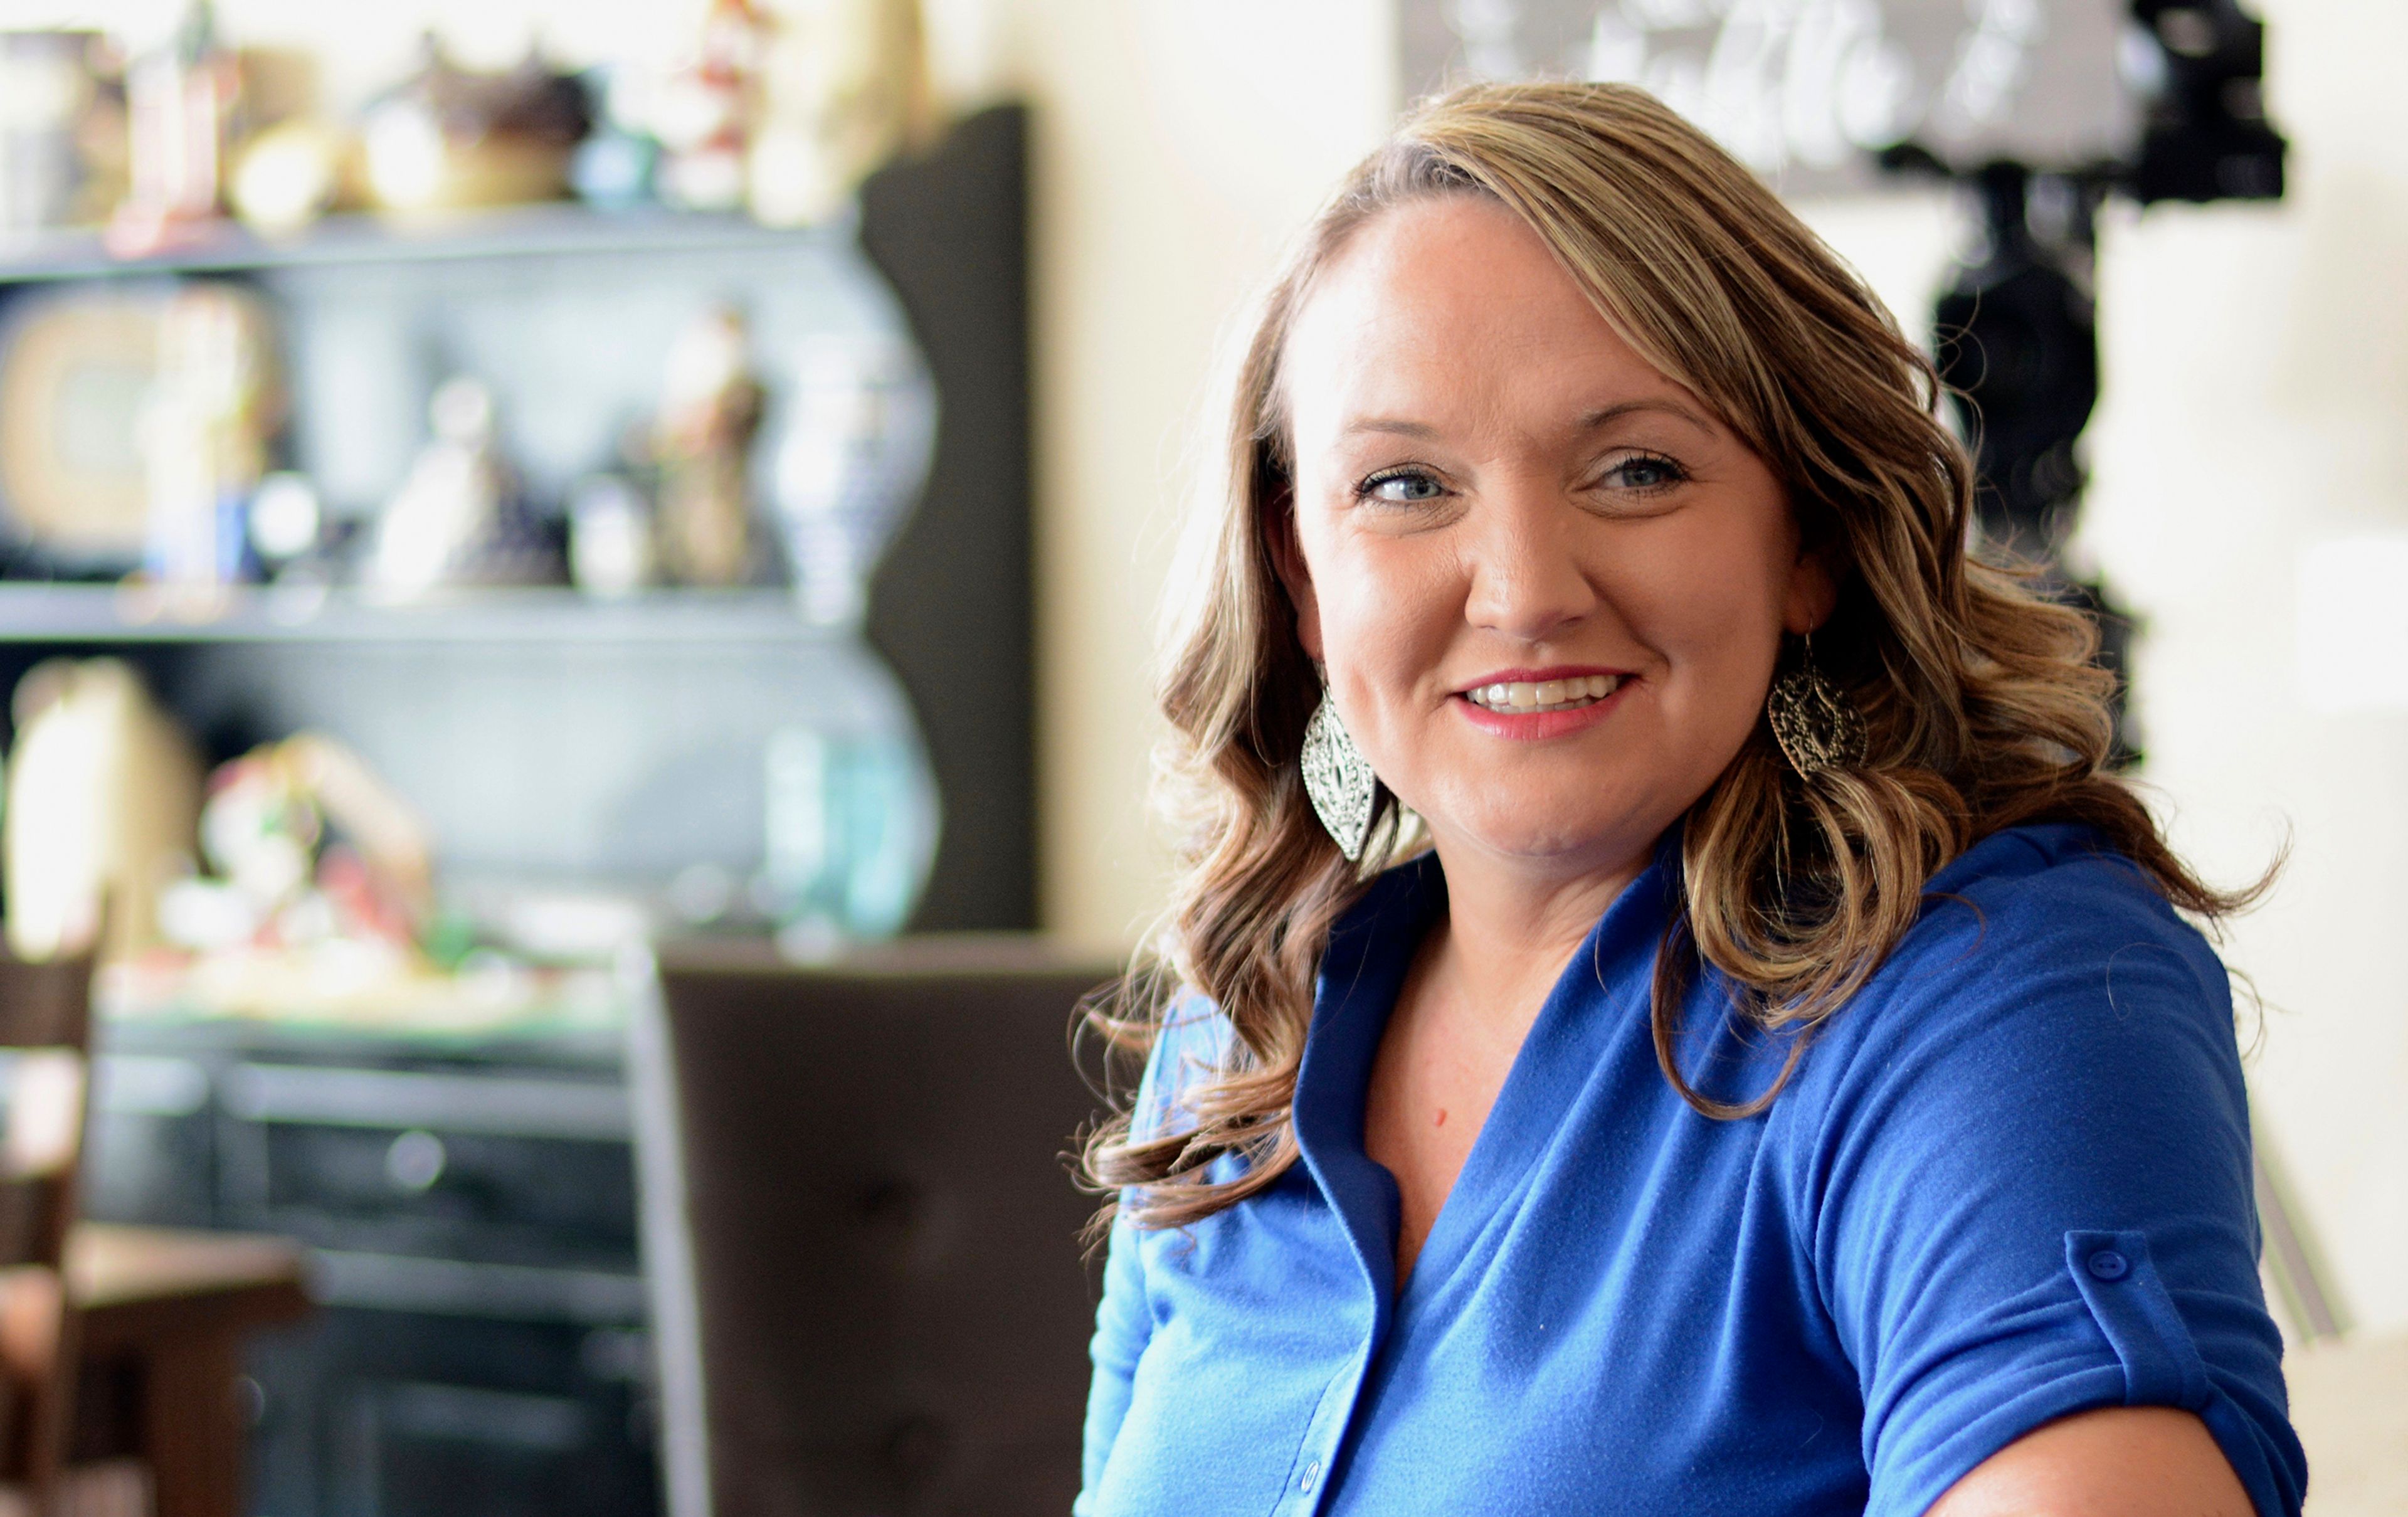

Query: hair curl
1079;81;2261;1232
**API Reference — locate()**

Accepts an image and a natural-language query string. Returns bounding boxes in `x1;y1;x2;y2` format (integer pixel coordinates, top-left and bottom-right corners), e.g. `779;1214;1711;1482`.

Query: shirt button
2087;1249;2130;1282
1299;1460;1322;1493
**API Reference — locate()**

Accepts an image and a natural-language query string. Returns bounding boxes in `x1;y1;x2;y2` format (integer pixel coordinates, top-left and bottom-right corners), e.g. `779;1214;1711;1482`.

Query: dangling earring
1301;691;1378;861
1766;632;1867;778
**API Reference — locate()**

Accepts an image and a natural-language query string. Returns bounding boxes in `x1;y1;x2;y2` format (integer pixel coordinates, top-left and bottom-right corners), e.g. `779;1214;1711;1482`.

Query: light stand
1888;0;2286;764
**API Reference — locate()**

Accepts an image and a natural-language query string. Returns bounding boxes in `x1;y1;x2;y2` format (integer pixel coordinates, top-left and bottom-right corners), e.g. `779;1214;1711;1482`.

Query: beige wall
993;3;1398;948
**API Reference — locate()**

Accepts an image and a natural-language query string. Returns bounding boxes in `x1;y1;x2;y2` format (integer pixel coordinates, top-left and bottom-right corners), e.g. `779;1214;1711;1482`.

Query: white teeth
1464;675;1622;714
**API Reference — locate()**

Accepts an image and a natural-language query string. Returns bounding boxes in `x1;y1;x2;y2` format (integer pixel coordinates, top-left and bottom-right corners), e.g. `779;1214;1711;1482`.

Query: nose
1461;487;1599;643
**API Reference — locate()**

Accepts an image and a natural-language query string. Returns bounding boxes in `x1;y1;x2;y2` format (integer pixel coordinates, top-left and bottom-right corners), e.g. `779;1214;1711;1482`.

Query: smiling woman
1073;83;2305;1517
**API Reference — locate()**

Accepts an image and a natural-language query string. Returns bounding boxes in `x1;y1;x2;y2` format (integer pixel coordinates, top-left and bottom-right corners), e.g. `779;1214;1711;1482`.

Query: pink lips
1451;665;1635;741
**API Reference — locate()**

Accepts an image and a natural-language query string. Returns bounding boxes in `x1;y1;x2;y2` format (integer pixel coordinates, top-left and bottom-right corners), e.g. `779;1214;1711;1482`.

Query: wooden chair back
0;941;100;1509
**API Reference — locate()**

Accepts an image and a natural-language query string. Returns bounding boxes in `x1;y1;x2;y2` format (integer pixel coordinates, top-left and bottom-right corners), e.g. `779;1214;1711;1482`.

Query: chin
1440;800;1641;866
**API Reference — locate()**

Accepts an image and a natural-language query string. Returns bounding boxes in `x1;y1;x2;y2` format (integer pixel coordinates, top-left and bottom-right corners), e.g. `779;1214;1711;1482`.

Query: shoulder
1791;822;2242;1116
1130;989;1236;1144
1882;821;2224;1015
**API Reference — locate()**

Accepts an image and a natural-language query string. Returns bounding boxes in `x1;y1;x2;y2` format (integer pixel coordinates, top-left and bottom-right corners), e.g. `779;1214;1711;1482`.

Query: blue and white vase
767;329;937;626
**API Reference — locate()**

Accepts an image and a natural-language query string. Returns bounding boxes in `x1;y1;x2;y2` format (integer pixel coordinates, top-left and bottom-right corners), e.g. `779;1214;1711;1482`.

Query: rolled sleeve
1803;865;2306;1517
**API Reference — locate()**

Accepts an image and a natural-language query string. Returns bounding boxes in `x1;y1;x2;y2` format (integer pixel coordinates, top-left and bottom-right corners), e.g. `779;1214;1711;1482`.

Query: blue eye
1360;468;1445;503
1606;453;1687;490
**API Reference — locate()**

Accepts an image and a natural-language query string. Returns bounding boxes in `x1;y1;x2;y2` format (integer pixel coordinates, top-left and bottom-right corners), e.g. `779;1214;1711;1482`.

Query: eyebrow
1339;398;1719;441
1578;399;1718;433
1341;416;1445;440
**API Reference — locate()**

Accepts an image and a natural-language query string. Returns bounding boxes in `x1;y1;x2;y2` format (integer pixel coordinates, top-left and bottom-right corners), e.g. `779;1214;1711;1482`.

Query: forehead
1280;196;1687;446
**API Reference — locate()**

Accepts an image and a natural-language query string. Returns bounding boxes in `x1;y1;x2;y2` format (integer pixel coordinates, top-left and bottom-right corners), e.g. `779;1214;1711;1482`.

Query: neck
1417;833;1656;1032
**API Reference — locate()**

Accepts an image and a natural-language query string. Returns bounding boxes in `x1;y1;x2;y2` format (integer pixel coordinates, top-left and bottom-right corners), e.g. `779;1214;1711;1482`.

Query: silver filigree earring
1766;633;1867;778
1301;692;1378;860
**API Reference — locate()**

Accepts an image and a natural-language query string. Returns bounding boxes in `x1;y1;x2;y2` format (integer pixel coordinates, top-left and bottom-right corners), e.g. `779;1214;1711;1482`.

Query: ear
1781;537;1842;637
1265;490;1326;662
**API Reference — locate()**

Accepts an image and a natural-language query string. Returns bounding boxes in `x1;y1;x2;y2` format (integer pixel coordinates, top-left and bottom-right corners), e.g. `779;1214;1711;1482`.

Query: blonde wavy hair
1082;81;2255;1232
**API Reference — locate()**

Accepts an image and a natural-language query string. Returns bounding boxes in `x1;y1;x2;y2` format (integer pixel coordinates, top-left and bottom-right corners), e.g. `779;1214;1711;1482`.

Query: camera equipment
2128;0;2285;204
1924;159;2141;756
1914;0;2283;759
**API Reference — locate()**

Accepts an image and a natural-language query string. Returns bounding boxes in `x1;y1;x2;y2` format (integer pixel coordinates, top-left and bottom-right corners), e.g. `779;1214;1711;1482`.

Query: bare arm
1926;1407;2252;1517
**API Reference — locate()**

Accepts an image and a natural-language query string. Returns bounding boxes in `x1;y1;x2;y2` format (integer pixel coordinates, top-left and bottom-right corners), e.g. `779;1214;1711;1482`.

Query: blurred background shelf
0;583;840;645
0;204;843;285
0;102;1033;934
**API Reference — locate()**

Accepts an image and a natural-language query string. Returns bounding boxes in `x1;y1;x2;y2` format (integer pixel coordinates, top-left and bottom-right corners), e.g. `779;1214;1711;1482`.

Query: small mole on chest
1433;1108;1447;1126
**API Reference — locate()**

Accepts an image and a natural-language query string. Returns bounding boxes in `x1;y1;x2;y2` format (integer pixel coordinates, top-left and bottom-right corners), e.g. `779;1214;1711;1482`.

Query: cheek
1614;504;1795;692
1301;531;1460;679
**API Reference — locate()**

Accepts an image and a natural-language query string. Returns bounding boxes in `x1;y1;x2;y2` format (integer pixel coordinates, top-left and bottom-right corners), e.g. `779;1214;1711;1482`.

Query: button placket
1281;1353;1366;1514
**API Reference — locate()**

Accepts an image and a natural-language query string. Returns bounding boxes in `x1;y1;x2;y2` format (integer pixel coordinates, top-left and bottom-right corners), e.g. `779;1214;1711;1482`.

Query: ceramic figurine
140;281;279;589
3;658;204;962
652;0;766;212
108;1;237;254
652;306;768;586
169;732;433;954
568;473;657;596
569;65;660;210
361;38;591;213
747;0;934;226
367;377;562;596
231;117;349;235
0;31;117;233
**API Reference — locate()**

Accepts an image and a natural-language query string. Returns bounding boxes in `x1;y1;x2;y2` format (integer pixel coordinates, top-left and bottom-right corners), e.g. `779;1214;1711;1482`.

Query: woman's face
1275;194;1831;882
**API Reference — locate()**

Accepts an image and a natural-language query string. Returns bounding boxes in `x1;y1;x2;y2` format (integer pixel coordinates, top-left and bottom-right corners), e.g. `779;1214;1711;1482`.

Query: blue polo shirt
1076;824;2306;1516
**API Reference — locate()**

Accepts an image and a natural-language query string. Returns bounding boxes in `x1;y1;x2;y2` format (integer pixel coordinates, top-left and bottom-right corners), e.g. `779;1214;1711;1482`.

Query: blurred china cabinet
0;105;1030;1516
